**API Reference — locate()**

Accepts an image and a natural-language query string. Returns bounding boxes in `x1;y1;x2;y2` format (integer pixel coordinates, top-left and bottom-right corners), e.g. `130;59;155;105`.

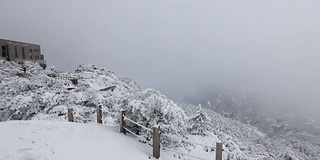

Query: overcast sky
1;0;319;120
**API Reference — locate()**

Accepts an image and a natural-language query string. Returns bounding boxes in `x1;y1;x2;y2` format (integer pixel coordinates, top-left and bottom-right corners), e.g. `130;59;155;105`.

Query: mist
1;0;319;121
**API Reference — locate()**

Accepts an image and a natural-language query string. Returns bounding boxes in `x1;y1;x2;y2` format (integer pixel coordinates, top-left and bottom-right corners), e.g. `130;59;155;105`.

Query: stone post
153;125;160;159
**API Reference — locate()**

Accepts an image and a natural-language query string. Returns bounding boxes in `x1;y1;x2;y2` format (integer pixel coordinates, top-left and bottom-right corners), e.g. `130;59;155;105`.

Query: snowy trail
0;120;170;160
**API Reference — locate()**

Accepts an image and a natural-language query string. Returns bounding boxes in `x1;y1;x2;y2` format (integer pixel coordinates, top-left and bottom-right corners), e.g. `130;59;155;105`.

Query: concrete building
0;38;46;68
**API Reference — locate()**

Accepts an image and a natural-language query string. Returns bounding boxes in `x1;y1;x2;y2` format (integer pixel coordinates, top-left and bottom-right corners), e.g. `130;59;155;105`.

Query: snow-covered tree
187;105;211;136
120;89;188;147
278;147;302;160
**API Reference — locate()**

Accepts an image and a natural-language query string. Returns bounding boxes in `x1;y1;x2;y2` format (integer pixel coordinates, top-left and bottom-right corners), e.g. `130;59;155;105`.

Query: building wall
0;38;45;67
7;43;15;61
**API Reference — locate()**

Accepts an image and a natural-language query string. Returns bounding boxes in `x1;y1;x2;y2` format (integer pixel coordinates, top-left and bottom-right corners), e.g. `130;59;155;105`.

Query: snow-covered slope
186;90;320;159
0;120;176;160
1;60;318;159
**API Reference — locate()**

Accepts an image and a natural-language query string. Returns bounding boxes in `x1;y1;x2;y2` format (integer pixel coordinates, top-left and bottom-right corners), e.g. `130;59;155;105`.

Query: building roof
0;38;40;47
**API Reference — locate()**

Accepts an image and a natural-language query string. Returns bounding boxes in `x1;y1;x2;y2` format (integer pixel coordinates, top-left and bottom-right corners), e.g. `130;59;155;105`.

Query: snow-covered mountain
1;60;319;159
186;90;320;159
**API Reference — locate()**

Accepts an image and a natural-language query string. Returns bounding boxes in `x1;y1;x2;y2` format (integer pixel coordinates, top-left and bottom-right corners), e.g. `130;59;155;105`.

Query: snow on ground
0;120;156;160
0;120;218;160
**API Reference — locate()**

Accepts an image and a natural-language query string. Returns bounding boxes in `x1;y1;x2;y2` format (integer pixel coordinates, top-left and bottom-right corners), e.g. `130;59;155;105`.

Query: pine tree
187;105;211;136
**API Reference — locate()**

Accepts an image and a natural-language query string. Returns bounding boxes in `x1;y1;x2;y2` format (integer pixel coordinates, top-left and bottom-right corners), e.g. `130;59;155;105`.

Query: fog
1;0;319;121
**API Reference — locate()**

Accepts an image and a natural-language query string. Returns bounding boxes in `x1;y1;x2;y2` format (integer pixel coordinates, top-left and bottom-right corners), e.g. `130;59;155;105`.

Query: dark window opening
2;46;6;57
14;46;18;58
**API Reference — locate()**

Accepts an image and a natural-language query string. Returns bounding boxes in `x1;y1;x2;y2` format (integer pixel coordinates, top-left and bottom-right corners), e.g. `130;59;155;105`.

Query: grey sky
1;0;319;120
